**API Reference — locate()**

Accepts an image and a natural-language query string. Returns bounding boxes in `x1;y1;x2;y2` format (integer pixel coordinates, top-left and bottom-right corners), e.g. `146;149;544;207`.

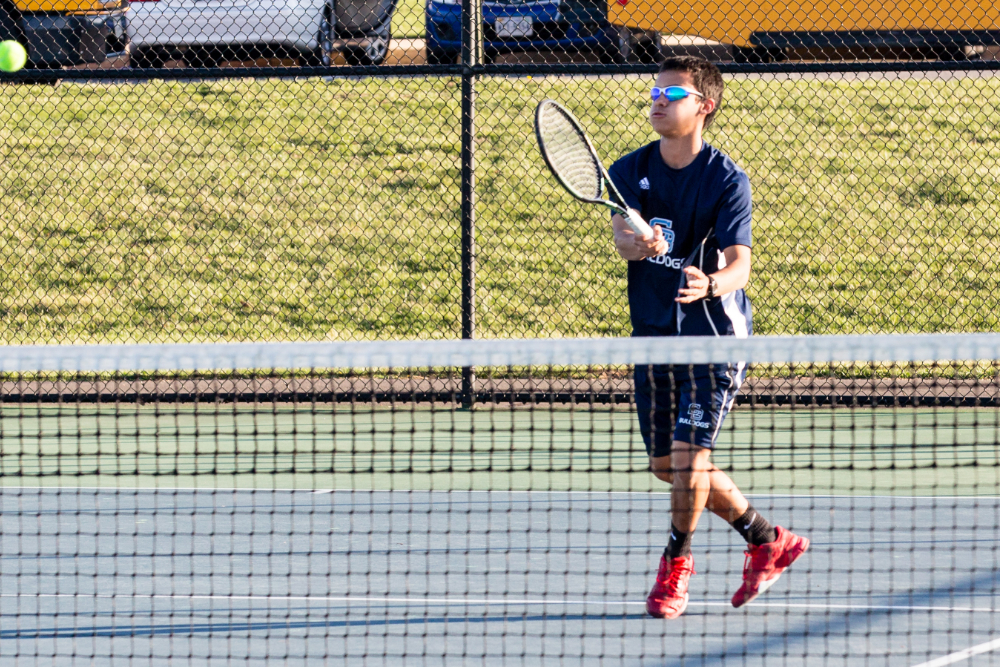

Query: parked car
425;0;627;64
0;0;128;69
128;0;396;67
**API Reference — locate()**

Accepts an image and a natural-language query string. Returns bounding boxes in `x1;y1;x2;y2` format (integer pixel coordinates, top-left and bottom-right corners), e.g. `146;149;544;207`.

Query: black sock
731;506;777;546
663;524;693;559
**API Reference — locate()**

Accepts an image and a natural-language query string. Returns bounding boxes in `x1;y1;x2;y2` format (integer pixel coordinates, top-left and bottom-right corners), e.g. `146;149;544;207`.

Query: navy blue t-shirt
608;141;753;338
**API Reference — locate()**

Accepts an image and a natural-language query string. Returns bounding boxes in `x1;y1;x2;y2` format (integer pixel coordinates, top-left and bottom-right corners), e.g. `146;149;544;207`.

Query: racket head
535;100;615;207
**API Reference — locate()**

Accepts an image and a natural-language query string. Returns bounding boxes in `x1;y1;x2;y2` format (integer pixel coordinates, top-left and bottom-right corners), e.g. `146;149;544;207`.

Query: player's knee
671;441;710;488
670;467;698;489
651;468;673;484
649;456;673;484
670;459;704;489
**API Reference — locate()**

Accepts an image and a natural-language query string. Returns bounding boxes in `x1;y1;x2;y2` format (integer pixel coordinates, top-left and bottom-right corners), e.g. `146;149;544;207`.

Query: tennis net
1;334;999;666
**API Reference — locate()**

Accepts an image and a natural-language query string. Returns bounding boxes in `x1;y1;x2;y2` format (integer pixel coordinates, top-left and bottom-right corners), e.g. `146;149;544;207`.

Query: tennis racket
535;99;654;240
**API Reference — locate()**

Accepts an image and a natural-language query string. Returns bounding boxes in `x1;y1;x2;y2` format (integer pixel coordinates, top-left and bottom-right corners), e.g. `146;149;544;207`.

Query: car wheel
597;25;624;64
732;45;785;63
615;27;659;64
425;44;455;65
304;7;335;66
0;3;20;42
637;39;660;63
183;46;223;68
132;48;165;69
924;43;972;61
0;2;38;78
344;28;390;65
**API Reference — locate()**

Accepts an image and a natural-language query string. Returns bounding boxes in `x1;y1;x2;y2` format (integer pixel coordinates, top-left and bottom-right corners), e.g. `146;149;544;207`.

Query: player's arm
675;245;751;303
608;159;663;262
613;213;667;262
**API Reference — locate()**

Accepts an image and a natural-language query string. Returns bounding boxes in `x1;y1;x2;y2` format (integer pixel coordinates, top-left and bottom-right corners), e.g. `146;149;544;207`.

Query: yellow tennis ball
0;41;27;73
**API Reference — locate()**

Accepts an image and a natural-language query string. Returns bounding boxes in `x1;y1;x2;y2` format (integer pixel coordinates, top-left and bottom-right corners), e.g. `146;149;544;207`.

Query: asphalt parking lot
130;37;1000;69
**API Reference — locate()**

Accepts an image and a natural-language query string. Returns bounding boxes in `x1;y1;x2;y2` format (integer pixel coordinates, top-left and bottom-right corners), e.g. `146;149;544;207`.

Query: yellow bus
2;0;128;69
608;0;1000;61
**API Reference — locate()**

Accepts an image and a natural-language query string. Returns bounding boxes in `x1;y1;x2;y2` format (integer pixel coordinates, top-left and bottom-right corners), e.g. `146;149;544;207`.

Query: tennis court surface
0;335;998;666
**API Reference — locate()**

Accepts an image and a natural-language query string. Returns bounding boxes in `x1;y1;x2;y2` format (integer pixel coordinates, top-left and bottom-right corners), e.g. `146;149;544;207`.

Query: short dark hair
657;56;725;129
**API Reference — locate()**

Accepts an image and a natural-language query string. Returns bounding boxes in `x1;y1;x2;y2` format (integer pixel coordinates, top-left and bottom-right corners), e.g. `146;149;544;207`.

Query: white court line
3;594;997;613
910;637;1000;667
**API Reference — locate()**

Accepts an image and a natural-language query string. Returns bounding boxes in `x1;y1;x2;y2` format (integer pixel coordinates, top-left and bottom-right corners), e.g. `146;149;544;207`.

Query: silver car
128;0;396;67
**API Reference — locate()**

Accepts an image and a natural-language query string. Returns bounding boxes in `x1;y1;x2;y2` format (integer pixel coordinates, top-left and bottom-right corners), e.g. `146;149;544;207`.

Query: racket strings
538;104;603;200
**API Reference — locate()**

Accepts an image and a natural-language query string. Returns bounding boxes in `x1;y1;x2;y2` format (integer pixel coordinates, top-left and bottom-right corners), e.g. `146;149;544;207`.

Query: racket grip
625;208;654;240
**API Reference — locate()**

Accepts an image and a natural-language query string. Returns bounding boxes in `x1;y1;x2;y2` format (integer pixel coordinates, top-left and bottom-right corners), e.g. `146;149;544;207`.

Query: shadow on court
0;613;661;639
2;489;998;666
689;565;1000;667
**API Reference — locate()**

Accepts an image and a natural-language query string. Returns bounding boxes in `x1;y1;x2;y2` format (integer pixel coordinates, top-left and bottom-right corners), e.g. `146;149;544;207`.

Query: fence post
460;0;481;406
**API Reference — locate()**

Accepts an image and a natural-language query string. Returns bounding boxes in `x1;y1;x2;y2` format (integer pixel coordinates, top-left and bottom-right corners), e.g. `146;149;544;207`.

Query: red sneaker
646;554;695;619
731;526;809;608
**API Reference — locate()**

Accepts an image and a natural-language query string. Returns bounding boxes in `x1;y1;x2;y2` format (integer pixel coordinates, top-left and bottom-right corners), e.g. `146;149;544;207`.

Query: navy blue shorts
634;363;746;457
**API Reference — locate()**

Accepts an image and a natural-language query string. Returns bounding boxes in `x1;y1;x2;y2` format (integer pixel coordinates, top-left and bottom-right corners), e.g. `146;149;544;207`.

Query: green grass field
1;75;998;343
2;404;997;493
393;0;425;39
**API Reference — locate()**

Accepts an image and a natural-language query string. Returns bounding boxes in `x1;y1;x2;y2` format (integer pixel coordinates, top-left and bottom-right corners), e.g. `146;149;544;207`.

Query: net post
460;0;480;407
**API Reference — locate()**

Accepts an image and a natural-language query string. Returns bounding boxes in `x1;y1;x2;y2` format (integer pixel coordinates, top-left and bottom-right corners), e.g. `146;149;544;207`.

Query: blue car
425;0;622;64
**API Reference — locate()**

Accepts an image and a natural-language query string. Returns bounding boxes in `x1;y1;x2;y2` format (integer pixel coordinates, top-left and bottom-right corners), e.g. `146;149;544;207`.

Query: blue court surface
1;488;998;666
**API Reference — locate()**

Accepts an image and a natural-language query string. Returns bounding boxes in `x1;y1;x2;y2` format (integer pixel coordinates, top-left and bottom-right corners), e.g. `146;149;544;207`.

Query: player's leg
667;370;753;558
636;364;696;619
692;369;810;607
641;365;764;618
644;447;697;619
644;441;723;619
666;441;712;544
649;454;751;521
671;365;809;608
664;444;777;550
653;451;785;547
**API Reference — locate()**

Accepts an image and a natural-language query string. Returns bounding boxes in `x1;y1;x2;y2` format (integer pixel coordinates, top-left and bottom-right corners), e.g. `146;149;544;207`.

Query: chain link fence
0;0;998;342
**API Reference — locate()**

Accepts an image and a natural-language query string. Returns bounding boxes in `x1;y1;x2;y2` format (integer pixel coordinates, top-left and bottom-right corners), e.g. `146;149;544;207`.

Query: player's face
648;71;709;138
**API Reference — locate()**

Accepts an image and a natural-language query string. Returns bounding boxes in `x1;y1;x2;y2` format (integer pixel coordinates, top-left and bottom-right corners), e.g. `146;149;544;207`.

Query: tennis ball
0;41;27;73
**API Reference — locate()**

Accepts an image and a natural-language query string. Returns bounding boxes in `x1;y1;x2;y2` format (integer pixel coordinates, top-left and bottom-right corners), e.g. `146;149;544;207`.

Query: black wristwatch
707;276;719;299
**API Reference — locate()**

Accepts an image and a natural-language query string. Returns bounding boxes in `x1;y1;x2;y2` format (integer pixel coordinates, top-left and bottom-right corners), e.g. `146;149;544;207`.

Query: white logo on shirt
647;255;685;269
645;218;680;267
639;177;650;190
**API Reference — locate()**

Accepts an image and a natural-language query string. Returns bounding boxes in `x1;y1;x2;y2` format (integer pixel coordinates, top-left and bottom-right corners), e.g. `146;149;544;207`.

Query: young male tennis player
607;56;809;620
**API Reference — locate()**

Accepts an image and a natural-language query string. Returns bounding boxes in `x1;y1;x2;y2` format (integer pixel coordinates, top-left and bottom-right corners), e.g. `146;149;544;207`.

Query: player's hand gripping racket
535;99;654;240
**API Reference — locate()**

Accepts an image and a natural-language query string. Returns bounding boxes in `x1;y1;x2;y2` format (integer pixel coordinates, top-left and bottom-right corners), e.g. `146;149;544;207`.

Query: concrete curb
385;38;428;65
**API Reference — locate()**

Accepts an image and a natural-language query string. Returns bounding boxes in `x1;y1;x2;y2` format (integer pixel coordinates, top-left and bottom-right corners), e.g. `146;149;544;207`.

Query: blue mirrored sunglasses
651;86;705;102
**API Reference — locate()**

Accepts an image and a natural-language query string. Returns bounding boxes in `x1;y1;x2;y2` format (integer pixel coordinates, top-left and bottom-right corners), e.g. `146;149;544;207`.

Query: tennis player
607;56;809;619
